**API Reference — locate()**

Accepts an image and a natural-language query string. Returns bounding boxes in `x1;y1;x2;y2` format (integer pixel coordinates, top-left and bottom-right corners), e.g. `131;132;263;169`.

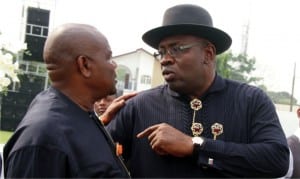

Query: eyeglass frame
153;41;209;61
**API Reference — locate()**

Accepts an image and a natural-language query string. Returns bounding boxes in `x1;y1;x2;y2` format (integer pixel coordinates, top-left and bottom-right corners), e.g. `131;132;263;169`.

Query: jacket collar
167;74;226;99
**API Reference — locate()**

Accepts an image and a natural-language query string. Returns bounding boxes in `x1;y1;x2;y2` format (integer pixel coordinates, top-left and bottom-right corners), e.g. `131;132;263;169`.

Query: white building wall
136;50;154;91
114;53;139;76
113;49;155;92
114;52;139;91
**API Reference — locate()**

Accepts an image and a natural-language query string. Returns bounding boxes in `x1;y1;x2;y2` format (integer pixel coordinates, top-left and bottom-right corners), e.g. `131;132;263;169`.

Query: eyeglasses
153;42;206;60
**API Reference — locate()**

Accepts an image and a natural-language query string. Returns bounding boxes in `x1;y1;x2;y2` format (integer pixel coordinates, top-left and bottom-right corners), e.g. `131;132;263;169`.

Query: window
140;75;151;84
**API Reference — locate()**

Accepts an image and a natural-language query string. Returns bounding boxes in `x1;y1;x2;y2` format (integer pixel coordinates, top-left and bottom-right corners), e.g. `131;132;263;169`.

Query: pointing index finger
136;124;159;138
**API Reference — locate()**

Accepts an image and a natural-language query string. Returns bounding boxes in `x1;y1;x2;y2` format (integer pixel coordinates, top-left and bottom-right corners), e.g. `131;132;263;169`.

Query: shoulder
7;115;64;152
119;85;169;113
221;79;275;113
4;117;68;165
7;88;76;152
224;79;269;100
225;79;264;94
129;85;167;102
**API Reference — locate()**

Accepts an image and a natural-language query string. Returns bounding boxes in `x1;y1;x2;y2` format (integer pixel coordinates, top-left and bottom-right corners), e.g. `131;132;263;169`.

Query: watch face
192;137;204;146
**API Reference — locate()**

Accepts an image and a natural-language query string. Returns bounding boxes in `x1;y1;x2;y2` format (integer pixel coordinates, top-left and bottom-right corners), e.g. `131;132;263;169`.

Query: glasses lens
169;46;182;57
153;51;163;60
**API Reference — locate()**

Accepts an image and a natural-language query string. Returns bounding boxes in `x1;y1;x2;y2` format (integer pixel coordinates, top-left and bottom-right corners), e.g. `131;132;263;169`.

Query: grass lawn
0;130;13;144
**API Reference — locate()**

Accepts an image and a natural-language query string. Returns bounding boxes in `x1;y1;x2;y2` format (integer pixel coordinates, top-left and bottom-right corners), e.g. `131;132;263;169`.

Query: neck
55;85;94;111
190;72;215;98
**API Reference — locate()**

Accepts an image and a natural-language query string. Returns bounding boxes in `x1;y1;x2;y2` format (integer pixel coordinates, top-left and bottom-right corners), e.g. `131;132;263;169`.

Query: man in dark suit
4;23;133;178
106;4;289;178
287;107;300;178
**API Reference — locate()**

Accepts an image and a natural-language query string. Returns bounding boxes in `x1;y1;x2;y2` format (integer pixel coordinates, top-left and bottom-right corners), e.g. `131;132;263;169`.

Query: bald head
43;23;110;83
43;23;116;110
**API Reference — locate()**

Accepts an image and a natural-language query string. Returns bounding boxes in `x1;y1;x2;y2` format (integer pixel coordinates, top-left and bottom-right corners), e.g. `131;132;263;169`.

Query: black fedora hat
142;4;232;54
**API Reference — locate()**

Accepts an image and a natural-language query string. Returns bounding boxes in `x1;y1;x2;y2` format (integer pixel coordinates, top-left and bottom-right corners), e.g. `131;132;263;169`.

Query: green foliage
0;130;13;144
216;52;232;78
266;91;298;105
257;84;268;92
216;51;262;84
216;52;297;105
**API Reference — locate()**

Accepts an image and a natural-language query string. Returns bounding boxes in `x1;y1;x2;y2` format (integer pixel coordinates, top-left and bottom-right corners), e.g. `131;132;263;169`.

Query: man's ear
204;44;216;64
76;55;92;78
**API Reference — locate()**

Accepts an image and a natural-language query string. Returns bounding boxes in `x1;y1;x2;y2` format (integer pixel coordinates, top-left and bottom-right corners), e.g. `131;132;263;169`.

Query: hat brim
142;24;232;54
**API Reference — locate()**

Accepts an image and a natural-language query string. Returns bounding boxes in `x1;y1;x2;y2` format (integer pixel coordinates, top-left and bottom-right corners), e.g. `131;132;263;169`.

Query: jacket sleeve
195;90;290;177
5;146;69;178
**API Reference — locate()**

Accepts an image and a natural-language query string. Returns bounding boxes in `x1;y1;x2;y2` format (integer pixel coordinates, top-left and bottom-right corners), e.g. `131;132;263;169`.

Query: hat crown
163;4;213;27
142;4;232;54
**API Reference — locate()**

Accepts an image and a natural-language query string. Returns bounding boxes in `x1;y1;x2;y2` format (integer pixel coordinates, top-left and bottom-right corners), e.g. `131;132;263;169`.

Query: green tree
216;52;232;78
266;91;298;105
216;51;262;84
257;84;268;92
216;51;298;105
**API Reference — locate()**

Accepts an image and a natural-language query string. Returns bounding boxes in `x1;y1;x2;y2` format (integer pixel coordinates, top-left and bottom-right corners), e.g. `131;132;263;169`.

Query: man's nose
160;52;175;65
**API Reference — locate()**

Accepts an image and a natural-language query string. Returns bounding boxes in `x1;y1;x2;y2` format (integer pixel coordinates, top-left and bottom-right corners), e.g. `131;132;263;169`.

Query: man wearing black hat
107;4;289;178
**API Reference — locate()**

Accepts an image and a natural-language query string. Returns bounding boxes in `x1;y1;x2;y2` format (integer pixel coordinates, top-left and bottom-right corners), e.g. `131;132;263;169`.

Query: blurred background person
94;93;118;117
94;90;131;126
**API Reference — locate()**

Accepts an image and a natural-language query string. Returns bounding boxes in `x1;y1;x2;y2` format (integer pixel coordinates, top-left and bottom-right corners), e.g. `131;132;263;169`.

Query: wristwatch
192;137;205;156
192;136;205;147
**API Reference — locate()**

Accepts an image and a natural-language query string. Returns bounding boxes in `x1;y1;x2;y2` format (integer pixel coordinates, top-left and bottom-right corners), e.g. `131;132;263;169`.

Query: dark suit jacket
287;134;300;178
